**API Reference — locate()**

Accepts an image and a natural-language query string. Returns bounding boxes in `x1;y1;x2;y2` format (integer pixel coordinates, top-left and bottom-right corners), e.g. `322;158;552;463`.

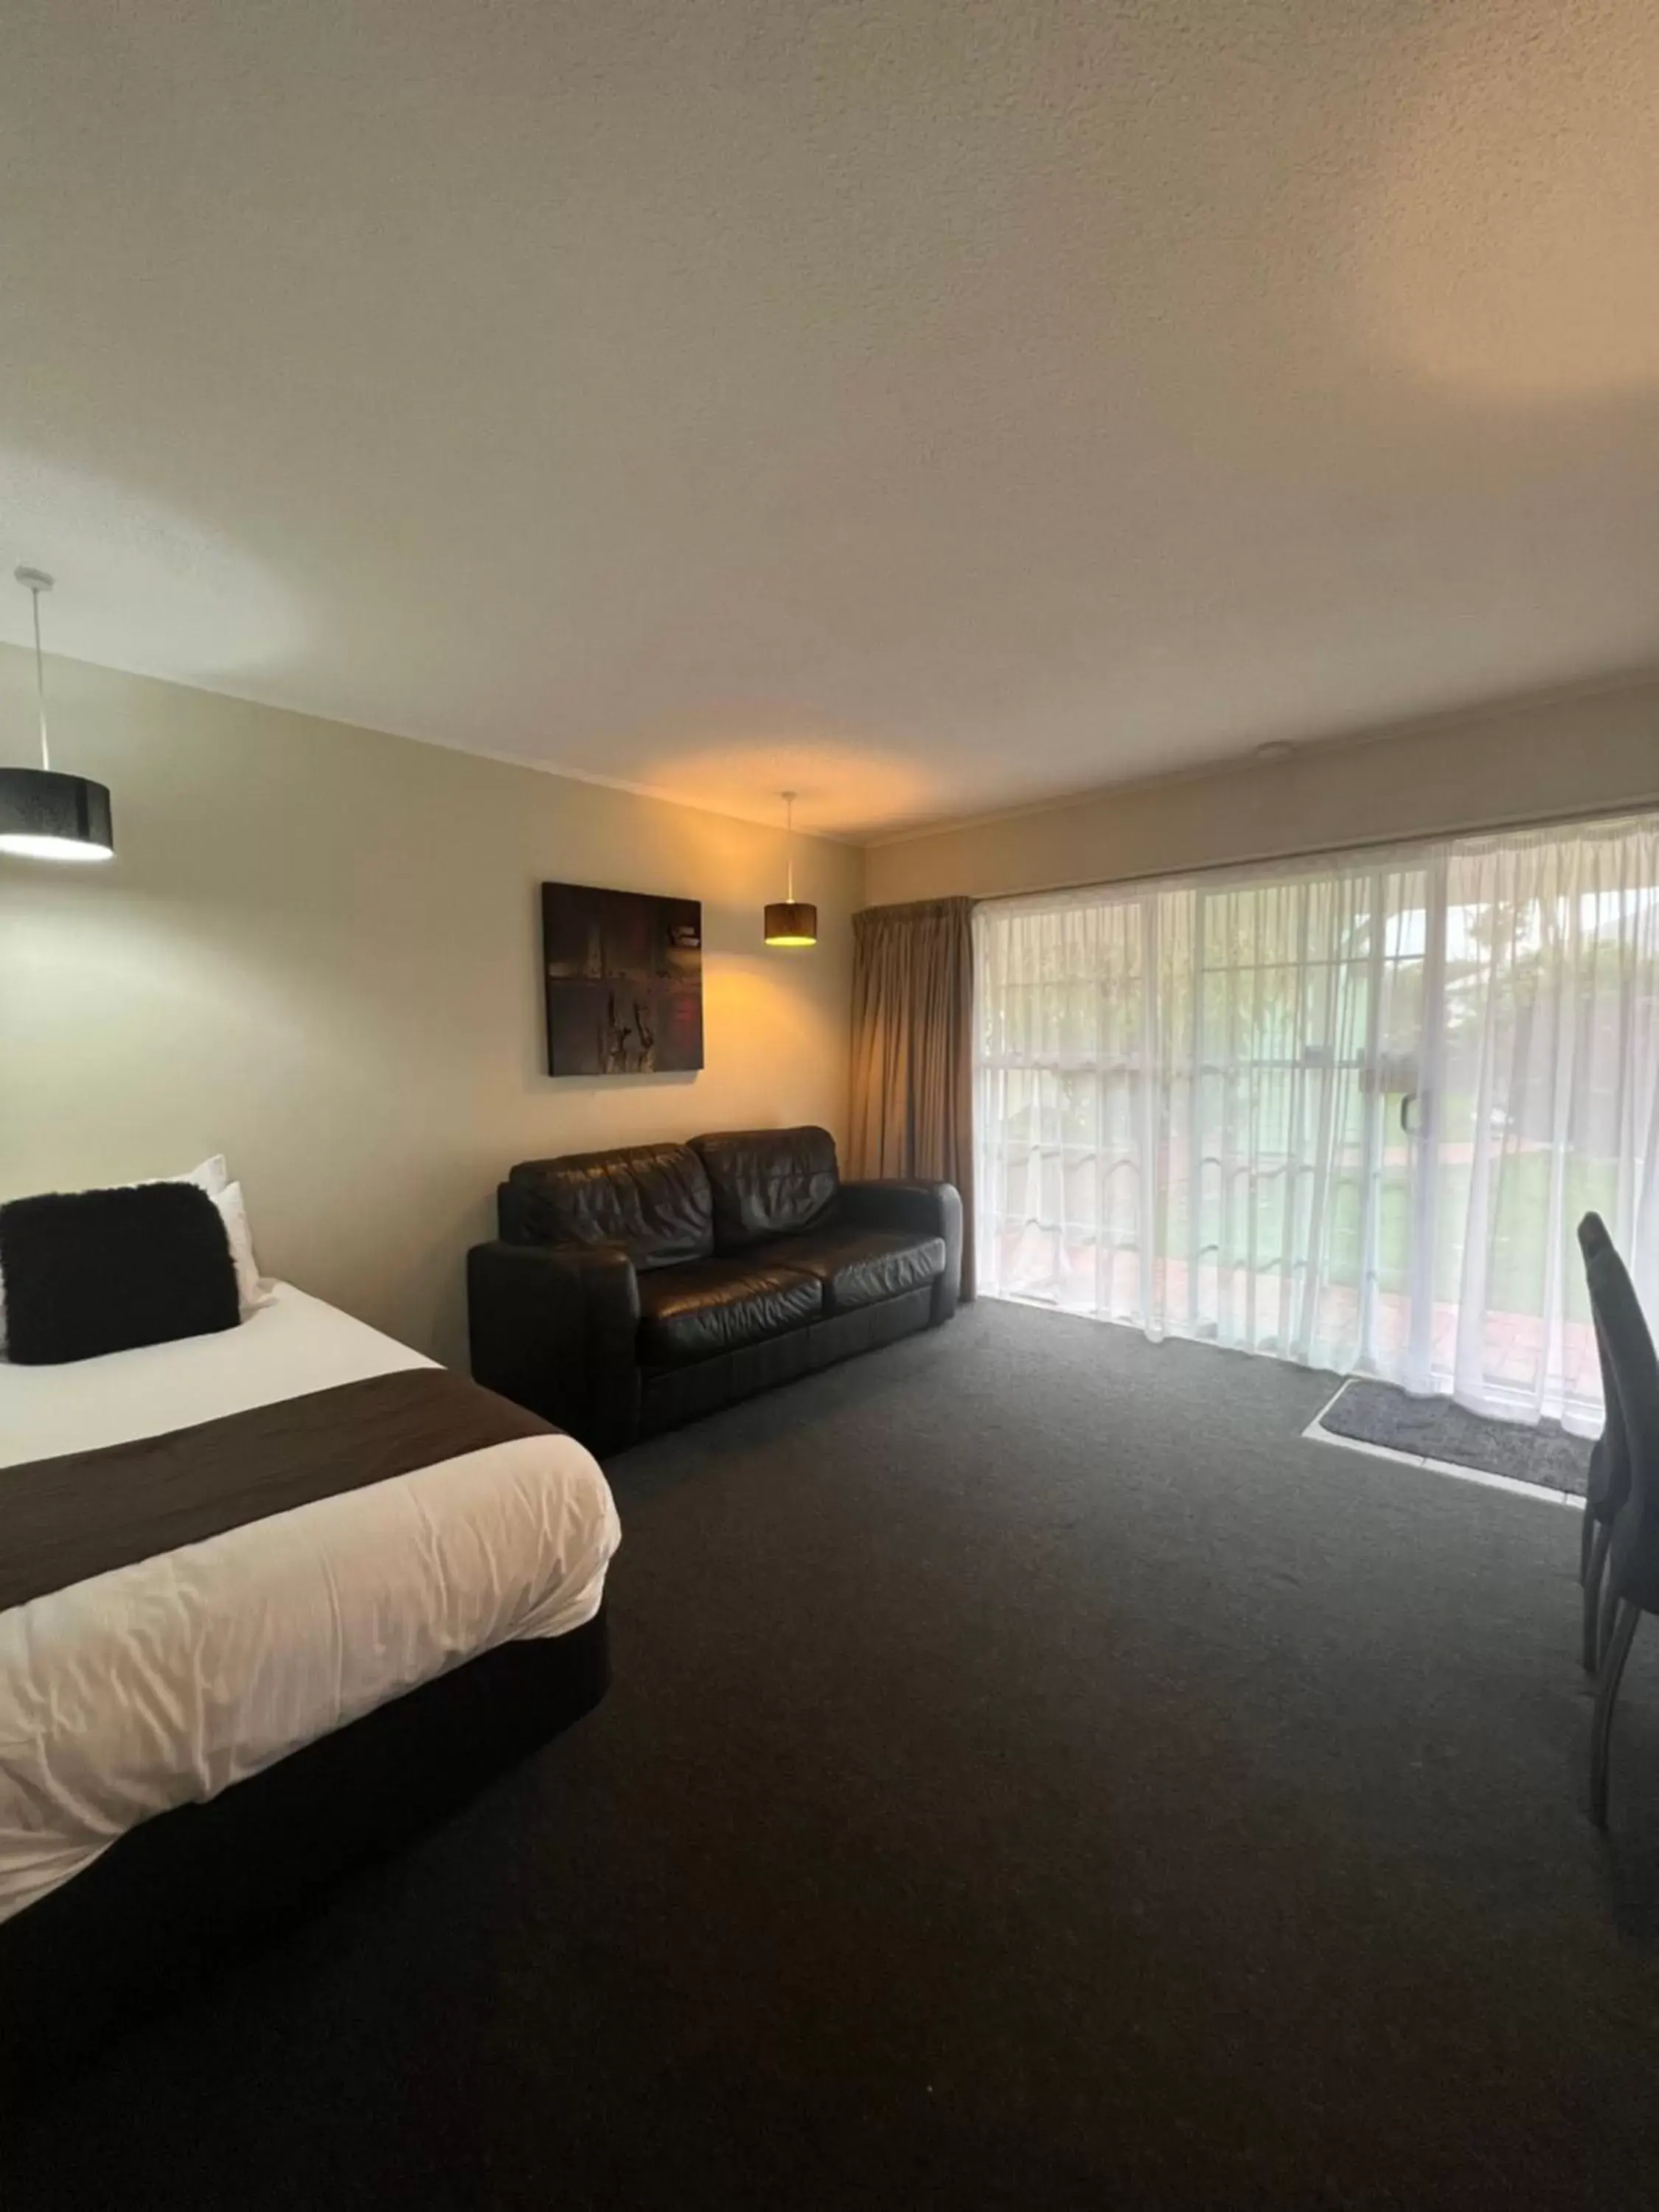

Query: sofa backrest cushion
691;1127;840;1251
501;1141;713;1270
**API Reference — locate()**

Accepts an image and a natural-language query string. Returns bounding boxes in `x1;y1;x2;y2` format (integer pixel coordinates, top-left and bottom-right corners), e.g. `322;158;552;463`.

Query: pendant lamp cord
21;573;49;772
784;790;796;902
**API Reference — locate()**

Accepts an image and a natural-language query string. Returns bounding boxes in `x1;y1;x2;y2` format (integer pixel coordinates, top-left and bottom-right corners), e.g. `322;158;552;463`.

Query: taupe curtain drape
849;897;975;1299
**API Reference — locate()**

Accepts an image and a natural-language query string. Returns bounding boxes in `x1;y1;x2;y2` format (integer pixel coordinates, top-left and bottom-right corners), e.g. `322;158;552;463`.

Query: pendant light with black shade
763;790;816;947
0;568;114;864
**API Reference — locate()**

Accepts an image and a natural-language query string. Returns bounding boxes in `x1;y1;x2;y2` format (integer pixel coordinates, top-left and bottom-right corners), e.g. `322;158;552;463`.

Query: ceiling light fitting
0;568;114;863
763;790;817;947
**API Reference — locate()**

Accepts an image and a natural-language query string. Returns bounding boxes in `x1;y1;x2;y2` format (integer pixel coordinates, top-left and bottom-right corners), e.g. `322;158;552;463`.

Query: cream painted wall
865;674;1659;905
0;646;862;1365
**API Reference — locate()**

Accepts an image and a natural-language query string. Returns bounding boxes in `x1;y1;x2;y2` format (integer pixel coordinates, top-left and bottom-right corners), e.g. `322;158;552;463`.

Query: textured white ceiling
2;1;1657;837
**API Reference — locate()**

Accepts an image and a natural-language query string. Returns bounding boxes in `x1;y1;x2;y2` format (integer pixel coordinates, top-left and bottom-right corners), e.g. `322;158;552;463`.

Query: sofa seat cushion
636;1257;822;1368
751;1225;947;1315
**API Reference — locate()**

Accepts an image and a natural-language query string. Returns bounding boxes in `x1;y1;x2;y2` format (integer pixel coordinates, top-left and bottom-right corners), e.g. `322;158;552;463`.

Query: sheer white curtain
974;813;1659;1430
1430;822;1659;1425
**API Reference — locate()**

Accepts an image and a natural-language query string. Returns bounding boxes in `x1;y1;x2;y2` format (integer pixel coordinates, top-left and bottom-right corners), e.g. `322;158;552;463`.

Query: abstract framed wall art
540;881;704;1075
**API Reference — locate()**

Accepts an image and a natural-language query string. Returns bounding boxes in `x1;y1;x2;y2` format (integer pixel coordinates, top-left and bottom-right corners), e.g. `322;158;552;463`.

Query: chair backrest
1579;1213;1659;1566
1579;1214;1634;1521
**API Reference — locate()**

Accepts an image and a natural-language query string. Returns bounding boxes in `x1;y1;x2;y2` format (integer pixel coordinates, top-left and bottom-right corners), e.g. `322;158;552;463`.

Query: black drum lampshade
0;765;114;863
0;569;115;864
764;898;818;947
763;790;817;947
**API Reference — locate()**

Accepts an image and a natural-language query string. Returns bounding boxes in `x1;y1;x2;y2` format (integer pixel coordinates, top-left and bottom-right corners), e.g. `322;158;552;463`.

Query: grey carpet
10;1304;1659;2211
1319;1377;1596;1495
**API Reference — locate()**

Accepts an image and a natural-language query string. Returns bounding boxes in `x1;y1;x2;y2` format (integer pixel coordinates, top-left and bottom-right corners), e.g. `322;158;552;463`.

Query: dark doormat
1315;1378;1593;1495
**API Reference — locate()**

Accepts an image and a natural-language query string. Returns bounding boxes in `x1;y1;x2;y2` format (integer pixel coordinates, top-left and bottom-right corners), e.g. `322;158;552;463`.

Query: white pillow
214;1180;274;1315
0;1156;248;1354
179;1155;230;1200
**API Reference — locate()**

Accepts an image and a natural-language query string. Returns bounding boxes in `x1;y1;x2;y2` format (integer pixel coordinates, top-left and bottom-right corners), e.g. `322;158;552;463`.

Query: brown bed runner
0;1369;558;1614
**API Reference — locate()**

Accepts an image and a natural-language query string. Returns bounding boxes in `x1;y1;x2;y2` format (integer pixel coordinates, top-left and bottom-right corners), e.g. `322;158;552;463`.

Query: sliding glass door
974;813;1659;1431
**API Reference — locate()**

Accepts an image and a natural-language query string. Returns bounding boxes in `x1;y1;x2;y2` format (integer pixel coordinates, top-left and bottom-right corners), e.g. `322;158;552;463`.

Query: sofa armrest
467;1240;642;1457
838;1179;963;1323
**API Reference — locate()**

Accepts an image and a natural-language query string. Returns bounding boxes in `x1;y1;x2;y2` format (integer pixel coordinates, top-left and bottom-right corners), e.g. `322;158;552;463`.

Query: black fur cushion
0;1181;240;1365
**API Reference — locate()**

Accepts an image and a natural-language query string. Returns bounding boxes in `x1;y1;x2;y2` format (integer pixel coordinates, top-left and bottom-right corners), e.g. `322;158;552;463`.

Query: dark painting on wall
541;882;704;1076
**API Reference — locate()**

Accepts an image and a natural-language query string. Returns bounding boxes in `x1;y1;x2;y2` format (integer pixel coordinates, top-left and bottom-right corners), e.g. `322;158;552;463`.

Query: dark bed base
0;1606;609;2104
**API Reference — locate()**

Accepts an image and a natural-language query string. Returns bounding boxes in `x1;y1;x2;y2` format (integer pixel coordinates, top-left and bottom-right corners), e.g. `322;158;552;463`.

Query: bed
0;1281;619;2089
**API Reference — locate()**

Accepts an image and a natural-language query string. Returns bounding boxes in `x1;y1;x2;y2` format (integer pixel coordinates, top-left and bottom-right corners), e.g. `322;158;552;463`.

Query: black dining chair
1577;1215;1633;1672
1578;1211;1659;1827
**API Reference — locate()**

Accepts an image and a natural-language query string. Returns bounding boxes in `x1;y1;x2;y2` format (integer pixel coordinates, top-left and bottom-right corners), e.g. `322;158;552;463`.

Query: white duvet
0;1286;619;1924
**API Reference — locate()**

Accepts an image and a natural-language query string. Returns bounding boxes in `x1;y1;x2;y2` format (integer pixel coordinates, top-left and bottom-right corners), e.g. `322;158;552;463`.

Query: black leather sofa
467;1125;961;1455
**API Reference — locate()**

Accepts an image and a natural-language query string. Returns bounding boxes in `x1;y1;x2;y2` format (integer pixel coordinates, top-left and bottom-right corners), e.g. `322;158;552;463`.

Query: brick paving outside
990;1232;1604;1414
